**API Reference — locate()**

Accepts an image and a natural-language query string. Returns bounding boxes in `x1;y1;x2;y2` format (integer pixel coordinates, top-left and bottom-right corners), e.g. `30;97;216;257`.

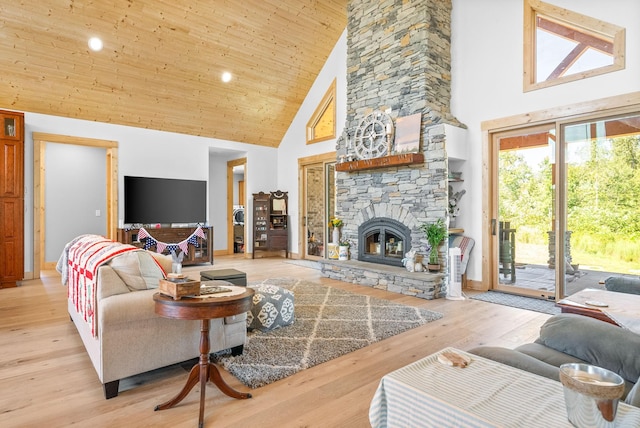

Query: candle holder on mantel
337;128;356;163
385;121;394;155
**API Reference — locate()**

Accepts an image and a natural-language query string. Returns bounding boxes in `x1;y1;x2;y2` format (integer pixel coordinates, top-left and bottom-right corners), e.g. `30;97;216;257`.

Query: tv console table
117;226;213;265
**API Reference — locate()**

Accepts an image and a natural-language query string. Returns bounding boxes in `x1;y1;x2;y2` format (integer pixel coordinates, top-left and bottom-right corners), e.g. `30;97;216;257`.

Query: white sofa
64;246;247;399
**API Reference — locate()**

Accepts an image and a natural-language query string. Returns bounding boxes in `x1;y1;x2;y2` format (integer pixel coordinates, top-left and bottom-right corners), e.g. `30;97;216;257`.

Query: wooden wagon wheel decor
353;110;394;160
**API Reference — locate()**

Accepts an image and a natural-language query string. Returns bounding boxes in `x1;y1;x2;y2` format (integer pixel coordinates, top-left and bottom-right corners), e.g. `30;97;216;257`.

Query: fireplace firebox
358;218;411;267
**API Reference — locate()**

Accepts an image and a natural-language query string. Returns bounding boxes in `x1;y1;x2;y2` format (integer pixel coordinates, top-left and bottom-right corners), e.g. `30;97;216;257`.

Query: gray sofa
469;313;640;407
604;275;640;295
61;246;247;399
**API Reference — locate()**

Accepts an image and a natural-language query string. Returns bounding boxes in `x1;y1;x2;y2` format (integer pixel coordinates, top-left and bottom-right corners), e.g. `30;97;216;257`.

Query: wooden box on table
159;277;201;300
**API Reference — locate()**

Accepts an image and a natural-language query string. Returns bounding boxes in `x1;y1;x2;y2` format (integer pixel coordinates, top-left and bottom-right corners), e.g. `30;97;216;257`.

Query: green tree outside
498;135;640;274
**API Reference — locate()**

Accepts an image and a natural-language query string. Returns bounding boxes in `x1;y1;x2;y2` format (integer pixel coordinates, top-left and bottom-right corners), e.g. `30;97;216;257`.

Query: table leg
155;318;251;427
154;363;200;411
155;318;212;424
198;319;210;428
209;363;252;399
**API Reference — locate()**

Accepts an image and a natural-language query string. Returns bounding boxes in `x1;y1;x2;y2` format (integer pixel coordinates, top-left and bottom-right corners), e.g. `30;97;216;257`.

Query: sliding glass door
560;113;640;296
492;125;556;299
490;111;640;299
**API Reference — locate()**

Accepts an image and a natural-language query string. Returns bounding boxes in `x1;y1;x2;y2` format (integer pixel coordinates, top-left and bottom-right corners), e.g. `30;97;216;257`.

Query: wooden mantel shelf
335;153;424;172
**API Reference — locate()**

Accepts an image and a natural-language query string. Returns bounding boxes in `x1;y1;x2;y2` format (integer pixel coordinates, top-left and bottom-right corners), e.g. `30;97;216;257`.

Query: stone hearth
320;259;445;299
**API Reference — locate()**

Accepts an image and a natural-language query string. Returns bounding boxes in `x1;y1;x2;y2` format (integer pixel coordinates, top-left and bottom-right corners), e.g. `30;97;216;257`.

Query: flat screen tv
124;176;207;225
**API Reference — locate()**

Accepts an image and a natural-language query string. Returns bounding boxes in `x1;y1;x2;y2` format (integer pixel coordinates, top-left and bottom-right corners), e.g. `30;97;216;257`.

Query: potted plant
420;219;447;272
338;237;351;261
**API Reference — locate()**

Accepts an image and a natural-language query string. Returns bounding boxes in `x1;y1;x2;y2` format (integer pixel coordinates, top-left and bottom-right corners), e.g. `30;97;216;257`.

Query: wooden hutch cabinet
117;226;213;265
252;191;288;258
0;110;24;288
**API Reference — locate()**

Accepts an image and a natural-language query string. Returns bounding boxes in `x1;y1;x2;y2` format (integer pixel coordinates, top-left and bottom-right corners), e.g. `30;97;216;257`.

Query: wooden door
0;198;24;285
0;111;24;288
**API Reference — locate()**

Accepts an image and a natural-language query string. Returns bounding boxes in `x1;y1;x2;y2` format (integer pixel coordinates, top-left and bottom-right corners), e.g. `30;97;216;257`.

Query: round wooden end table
153;287;254;428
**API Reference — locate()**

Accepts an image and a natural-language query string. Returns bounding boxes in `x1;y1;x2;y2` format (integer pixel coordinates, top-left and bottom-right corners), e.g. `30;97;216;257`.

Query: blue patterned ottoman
247;284;295;332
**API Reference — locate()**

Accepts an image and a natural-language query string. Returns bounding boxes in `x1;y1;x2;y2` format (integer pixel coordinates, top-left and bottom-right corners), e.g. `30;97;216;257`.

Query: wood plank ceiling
0;1;347;147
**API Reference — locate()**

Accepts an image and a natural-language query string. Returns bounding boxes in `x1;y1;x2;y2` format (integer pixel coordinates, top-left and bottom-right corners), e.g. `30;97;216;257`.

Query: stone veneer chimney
323;0;465;299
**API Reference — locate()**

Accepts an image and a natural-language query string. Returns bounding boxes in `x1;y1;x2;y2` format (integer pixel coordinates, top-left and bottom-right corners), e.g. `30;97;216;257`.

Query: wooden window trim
524;0;625;92
306;79;336;144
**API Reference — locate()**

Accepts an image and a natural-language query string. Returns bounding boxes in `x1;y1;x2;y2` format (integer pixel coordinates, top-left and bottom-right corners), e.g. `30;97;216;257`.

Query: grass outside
516;242;640;275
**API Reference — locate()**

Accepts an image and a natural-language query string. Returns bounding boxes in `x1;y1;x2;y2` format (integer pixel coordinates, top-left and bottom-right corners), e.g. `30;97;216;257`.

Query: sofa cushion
515;342;587;368
108;251;165;291
536;313;640;383
604;276;640;295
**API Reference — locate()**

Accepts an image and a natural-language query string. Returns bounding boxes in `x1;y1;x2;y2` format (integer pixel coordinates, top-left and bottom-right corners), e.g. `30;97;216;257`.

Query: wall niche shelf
335;153;424;172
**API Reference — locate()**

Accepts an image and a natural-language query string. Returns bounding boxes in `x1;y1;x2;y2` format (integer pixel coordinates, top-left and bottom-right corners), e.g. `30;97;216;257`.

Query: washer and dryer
232;206;244;253
233;206;244;225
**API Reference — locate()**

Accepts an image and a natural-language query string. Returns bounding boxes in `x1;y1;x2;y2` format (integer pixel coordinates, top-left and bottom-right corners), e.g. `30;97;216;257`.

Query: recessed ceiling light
221;71;232;83
88;37;103;52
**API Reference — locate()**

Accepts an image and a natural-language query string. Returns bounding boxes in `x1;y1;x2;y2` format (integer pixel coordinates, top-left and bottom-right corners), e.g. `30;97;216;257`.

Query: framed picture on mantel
393;113;421;154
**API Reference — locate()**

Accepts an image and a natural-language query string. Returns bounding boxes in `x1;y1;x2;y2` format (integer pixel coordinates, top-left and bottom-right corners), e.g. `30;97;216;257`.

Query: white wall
450;0;640;281
45;143;106;261
277;30;348;255
208;153;230;250
233;171;244;207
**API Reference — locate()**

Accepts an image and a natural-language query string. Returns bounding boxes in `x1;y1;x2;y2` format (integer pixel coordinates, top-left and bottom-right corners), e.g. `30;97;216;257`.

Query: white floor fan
447;247;466;300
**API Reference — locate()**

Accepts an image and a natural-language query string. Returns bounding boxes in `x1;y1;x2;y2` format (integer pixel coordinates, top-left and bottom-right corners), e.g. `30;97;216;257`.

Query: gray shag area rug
471;291;561;315
212;278;443;388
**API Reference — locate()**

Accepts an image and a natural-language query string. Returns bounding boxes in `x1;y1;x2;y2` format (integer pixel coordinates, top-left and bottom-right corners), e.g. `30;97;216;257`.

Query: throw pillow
247;284;295;332
108;251;165;291
137;251;166;289
148;251;172;274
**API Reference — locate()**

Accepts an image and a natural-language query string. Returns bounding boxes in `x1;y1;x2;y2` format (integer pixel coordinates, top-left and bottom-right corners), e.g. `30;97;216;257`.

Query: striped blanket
65;235;140;337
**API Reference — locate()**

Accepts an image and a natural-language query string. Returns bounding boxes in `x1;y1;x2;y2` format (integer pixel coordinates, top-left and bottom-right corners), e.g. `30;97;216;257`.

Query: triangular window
306;79;336;144
524;0;625;91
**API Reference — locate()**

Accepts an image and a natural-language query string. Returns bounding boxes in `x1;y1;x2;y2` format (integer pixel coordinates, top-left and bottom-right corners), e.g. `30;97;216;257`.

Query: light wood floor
0;256;551;428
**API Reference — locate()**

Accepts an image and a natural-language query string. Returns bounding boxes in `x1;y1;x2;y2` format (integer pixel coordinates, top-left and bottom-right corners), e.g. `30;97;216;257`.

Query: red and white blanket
66;235;140;337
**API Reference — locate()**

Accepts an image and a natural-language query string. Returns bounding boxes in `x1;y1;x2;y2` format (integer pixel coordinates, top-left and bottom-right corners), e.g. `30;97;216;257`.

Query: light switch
95;209;101;217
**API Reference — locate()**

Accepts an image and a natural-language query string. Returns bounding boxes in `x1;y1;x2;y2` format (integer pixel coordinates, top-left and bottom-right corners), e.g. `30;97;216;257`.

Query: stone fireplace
320;0;465;299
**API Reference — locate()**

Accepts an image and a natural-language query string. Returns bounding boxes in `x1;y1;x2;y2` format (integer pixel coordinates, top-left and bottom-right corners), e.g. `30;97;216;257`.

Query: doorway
298;153;336;260
487;105;640;300
227;158;246;255
32;133;117;277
